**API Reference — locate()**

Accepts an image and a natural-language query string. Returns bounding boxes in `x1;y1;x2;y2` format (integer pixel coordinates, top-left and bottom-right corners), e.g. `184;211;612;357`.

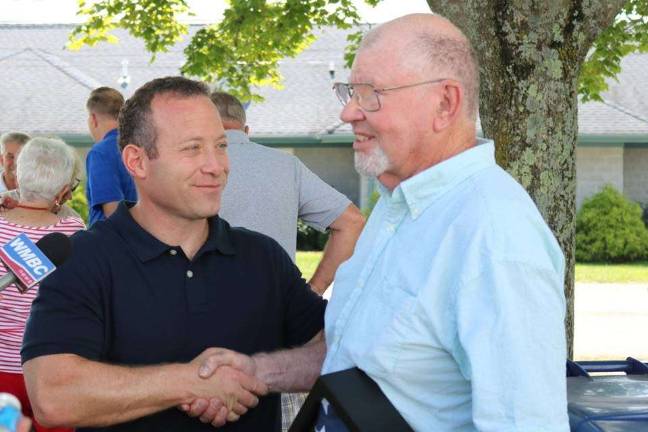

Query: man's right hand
180;348;268;427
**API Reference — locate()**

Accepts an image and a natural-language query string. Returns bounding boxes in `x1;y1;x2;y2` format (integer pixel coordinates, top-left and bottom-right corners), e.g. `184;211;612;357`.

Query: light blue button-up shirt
322;140;569;431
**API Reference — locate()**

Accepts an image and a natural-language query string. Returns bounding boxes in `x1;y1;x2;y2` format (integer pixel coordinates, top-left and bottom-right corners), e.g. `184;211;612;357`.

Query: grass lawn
298;251;648;284
576;261;648;283
296;251;323;281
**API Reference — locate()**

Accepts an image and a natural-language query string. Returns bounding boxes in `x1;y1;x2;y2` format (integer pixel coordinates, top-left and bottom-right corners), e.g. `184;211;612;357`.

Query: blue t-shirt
85;129;137;226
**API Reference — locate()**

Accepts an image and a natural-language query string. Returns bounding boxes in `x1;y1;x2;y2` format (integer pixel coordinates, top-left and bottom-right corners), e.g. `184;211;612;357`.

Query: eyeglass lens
334;83;379;111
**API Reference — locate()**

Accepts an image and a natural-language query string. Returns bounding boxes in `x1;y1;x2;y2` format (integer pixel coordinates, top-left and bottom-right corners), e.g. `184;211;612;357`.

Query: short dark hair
210;91;246;126
86;87;124;119
118;76;210;158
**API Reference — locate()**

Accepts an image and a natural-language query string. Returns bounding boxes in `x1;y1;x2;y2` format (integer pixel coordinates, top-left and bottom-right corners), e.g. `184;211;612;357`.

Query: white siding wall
624;147;648;206
576;146;624;208
294;147;360;205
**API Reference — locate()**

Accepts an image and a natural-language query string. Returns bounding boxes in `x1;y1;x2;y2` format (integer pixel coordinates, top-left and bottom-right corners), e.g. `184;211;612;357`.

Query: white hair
17;137;80;202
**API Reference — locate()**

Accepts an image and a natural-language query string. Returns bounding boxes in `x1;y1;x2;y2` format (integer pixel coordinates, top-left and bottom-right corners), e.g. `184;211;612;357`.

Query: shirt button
169;249;177;256
186;270;194;278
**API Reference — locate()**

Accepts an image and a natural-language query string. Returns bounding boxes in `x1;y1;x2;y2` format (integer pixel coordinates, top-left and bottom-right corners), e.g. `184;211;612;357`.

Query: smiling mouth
353;133;376;149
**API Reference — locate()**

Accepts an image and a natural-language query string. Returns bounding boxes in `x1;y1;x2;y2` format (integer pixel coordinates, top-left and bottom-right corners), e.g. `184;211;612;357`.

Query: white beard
354;145;390;177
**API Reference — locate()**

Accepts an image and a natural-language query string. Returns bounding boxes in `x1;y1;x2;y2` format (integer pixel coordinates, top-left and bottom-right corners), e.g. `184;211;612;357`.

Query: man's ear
122;144;148;179
244;125;250;135
90;113;99;129
432;80;463;132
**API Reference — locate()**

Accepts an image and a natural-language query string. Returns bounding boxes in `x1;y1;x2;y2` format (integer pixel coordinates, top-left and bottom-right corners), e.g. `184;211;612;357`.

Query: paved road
575;282;648;361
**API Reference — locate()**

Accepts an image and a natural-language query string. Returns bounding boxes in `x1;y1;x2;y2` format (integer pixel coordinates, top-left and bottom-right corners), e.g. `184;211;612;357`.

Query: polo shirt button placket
186;270;194;279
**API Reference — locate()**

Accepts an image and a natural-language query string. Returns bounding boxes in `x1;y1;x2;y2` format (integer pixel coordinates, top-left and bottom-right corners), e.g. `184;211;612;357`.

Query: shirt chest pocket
379;275;418;314
363;278;420;375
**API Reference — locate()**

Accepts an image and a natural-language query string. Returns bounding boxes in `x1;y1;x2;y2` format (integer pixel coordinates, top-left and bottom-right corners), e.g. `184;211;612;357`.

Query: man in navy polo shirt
21;76;327;431
85;87;138;226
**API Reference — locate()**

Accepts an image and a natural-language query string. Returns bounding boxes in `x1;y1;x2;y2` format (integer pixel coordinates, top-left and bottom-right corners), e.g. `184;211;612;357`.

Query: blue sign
0;233;55;289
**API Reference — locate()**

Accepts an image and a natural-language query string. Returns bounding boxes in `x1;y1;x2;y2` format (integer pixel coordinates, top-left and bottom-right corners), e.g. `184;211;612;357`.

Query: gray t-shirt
219;130;351;260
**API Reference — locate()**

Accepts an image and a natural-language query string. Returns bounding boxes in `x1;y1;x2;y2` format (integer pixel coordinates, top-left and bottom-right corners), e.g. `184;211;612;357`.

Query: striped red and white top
0;216;85;374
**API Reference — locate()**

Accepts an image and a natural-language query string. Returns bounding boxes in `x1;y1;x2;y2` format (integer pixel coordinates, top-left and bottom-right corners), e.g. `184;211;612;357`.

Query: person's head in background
17;137;81;212
0;132;30;191
86;87;124;142
210;91;249;134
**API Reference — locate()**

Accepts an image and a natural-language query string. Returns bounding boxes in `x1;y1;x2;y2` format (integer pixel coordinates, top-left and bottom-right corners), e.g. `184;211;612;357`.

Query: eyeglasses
70;177;81;192
332;79;448;112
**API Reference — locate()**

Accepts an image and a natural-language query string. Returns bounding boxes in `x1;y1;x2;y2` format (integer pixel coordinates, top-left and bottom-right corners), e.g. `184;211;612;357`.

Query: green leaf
579;0;648;101
68;0;372;101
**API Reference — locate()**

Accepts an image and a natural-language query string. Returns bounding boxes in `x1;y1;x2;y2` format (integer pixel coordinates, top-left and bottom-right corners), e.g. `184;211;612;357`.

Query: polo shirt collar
381;138;496;219
102;128;119;141
225;129;250;146
109;202;236;262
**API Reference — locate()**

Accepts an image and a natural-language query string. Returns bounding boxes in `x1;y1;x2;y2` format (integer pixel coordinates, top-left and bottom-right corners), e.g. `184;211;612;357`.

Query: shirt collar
225;129;250;145
382;138;496;219
102;128;119;141
108;202;236;262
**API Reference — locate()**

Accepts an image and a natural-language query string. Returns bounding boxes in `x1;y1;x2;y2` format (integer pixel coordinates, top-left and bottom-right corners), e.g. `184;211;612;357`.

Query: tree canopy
68;0;647;102
69;0;370;101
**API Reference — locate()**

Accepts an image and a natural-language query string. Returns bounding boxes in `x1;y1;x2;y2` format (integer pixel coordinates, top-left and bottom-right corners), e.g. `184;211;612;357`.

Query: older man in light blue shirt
319;13;568;432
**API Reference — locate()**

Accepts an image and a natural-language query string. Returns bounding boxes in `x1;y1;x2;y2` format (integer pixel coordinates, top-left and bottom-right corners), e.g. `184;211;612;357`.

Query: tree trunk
427;0;625;358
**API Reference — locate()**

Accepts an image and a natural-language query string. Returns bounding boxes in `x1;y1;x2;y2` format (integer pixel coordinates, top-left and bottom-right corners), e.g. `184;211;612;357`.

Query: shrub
575;185;648;262
68;181;89;224
297;219;329;251
362;190;380;218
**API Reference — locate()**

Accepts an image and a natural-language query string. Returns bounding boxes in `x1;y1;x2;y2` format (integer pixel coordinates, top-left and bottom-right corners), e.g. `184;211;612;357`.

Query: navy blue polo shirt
22;203;326;432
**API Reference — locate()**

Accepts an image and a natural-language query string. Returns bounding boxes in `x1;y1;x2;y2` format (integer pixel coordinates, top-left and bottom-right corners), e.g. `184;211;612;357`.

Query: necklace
15;203;51;211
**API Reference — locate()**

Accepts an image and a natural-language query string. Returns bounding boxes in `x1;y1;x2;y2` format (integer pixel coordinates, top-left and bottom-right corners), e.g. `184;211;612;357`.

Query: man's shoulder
453;167;563;269
90;134;120;157
41;221;120;287
230;139;298;165
468;166;542;221
69;219;120;254
228;222;281;247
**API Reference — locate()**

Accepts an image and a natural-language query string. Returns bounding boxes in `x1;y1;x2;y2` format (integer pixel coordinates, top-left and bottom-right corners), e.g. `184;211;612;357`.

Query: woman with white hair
0;137;84;432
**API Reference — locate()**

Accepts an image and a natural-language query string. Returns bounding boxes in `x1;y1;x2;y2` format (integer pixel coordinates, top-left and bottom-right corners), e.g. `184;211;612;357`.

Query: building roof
1;24;647;142
602;53;648;120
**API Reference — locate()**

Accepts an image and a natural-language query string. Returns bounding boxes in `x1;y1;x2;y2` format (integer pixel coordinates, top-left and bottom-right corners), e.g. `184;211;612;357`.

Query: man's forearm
309;205;365;294
252;332;326;393
24;354;192;427
24;351;264;428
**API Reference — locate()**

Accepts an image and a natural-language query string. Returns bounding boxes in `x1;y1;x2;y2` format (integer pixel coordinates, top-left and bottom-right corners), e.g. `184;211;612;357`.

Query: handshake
178;347;270;428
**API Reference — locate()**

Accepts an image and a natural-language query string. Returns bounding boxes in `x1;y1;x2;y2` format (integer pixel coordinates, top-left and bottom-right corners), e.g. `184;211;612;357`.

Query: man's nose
340;96;365;123
202;149;227;175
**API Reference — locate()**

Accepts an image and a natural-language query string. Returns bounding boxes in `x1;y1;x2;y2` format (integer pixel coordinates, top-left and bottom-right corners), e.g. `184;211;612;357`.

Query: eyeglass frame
332;78;450;112
70;177;81;192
